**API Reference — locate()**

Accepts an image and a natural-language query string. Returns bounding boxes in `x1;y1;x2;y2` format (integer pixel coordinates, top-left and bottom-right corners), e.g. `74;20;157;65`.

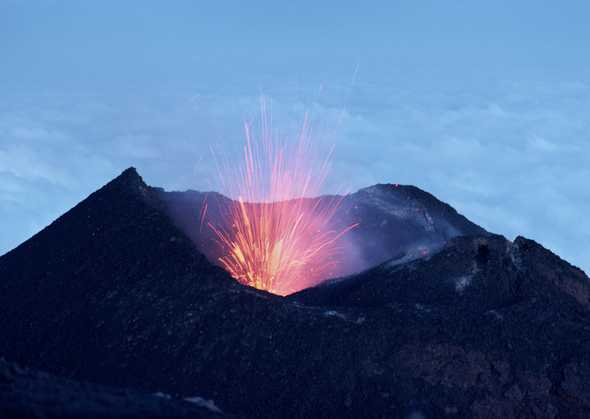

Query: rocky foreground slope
0;359;231;419
0;168;589;418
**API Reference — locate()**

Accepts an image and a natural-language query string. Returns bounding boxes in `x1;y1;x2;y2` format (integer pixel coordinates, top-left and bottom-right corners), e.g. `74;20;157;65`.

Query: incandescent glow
207;102;357;295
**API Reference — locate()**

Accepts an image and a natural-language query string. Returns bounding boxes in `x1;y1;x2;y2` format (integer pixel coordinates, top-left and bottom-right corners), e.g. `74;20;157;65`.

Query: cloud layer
1;81;589;274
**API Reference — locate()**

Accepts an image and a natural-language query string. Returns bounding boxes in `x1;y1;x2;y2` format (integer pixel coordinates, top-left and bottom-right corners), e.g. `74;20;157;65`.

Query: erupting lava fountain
206;102;358;295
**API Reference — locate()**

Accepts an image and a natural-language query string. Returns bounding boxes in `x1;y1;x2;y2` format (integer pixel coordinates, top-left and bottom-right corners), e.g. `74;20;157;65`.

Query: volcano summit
1;168;589;418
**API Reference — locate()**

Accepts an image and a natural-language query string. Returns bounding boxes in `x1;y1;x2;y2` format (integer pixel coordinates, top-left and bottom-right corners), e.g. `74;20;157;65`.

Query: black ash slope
0;359;231;419
1;168;589;418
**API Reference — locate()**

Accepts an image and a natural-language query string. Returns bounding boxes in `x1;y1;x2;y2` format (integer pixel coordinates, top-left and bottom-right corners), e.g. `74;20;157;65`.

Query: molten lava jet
206;103;357;295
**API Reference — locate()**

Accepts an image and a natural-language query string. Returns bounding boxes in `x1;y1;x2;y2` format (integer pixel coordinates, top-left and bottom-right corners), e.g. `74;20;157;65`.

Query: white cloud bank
0;80;588;274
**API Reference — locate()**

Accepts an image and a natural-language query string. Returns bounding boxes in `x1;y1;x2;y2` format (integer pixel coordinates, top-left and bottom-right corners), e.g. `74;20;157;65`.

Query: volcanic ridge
1;168;589;418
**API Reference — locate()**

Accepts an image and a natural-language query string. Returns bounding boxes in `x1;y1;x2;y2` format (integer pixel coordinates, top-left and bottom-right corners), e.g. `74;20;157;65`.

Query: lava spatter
207;102;357;295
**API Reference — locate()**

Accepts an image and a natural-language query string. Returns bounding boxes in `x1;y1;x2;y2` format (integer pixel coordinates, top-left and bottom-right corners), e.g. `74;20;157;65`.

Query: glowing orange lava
208;102;357;295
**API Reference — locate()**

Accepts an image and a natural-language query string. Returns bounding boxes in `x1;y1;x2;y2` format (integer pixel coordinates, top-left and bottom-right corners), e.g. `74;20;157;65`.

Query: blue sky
1;1;589;273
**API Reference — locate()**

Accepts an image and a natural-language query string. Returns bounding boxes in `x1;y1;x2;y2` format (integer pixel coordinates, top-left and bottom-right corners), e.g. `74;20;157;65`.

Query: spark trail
208;102;357;295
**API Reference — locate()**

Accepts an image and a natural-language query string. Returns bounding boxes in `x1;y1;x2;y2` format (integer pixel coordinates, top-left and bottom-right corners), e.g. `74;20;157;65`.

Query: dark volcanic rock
291;234;589;311
338;183;487;269
0;359;229;419
292;234;590;417
1;168;589;418
158;182;487;278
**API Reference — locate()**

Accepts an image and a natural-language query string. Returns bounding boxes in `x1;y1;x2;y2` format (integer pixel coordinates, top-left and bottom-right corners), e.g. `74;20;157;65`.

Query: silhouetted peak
101;167;153;200
112;167;145;187
352;182;487;238
358;183;450;206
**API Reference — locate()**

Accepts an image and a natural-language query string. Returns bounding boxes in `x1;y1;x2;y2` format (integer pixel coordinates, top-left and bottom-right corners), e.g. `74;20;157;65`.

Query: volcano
1;168;589;418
